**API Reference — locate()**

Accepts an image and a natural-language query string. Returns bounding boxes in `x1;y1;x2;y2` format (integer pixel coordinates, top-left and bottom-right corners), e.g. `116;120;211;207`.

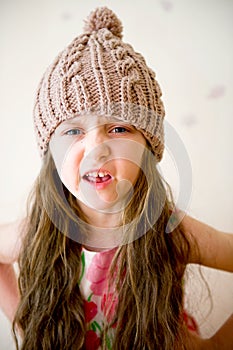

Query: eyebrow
61;119;81;126
60;116;86;125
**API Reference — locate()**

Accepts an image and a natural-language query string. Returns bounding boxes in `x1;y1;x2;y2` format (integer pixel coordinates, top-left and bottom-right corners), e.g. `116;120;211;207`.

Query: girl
0;6;233;350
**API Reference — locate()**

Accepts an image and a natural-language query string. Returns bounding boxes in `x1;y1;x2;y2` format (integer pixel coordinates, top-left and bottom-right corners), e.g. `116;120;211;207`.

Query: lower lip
84;177;113;190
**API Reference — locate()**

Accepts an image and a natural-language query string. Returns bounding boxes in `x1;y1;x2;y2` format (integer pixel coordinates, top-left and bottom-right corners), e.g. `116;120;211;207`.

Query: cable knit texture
34;7;165;160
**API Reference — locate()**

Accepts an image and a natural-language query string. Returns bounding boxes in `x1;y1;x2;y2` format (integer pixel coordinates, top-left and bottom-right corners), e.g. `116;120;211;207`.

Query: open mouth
83;171;113;184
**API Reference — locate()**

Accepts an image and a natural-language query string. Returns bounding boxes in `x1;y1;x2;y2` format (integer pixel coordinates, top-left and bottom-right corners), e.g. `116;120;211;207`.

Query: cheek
118;160;142;185
60;147;84;188
129;163;142;185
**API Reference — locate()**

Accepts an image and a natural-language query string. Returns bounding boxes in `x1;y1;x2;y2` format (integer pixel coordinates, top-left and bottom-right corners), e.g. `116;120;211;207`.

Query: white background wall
0;0;232;348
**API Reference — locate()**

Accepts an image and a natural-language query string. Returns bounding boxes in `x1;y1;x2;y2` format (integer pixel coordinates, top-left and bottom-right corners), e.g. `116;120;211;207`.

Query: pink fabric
81;248;200;349
86;249;116;296
81;248;117;349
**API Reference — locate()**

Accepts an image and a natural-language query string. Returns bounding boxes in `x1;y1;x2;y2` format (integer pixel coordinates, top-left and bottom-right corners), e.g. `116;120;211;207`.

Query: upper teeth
86;171;109;178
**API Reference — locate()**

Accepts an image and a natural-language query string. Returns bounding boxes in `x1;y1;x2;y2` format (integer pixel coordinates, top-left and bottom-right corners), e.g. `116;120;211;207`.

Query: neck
77;200;123;251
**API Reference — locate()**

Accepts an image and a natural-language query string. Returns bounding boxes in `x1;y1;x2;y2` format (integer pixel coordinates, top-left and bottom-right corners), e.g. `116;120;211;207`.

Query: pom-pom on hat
83;7;123;38
34;7;165;161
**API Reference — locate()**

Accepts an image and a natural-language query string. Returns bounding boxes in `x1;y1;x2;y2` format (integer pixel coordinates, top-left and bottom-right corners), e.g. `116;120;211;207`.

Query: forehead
59;114;128;128
55;114;131;133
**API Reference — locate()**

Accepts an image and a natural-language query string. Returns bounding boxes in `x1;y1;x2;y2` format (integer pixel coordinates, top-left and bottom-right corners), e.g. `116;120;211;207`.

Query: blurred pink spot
208;85;226;99
182;114;198;127
61;12;72;20
160;0;173;12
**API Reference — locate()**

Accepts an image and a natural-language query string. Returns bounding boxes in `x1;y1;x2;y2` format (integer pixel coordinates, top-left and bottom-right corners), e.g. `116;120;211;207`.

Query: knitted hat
34;7;165;161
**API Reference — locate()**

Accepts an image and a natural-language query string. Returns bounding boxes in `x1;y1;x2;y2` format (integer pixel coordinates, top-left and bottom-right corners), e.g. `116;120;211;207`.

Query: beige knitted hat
34;7;165;160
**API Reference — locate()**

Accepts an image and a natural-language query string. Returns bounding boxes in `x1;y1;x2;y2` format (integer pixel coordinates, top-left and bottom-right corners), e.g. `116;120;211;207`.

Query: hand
186;314;233;350
0;263;20;322
208;314;233;350
185;331;212;350
0;219;24;322
0;218;25;264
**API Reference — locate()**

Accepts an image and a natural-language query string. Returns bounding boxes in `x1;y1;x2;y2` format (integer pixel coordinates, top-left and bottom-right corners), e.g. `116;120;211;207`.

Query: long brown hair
13;147;193;349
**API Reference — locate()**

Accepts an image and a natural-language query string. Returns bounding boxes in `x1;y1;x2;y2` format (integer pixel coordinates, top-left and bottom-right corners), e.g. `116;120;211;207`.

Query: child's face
50;115;146;213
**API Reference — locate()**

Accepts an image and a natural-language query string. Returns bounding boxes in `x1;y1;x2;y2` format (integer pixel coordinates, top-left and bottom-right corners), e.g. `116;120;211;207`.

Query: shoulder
0;218;26;264
181;213;233;272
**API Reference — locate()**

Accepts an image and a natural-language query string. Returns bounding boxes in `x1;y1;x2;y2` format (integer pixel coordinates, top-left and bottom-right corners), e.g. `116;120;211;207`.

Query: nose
84;128;111;163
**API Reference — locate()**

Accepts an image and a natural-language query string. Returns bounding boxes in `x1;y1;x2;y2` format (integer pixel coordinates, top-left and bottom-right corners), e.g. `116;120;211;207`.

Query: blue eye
65;129;83;136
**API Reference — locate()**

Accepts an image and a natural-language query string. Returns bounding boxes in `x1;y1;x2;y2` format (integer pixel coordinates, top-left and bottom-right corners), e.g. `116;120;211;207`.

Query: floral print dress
80;248;199;350
80;248;117;350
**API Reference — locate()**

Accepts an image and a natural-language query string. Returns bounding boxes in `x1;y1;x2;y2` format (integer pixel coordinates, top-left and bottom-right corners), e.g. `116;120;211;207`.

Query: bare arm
0;219;25;322
0;220;24;264
180;213;233;348
181;214;233;272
